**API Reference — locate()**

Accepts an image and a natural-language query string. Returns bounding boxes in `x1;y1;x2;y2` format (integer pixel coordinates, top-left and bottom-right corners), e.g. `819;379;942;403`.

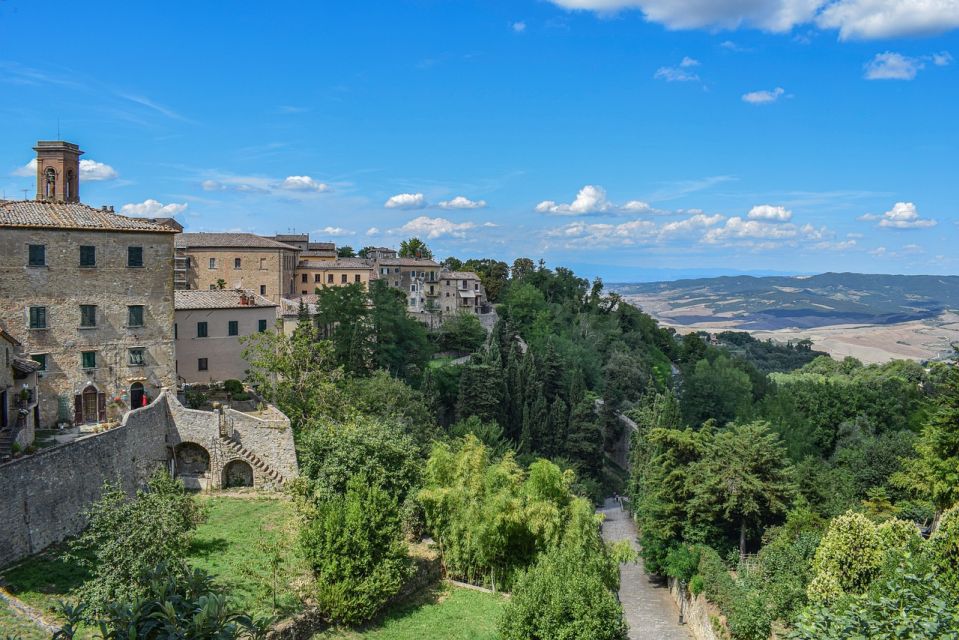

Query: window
260;285;267;295
31;353;47;370
127;305;144;327
197;321;208;338
341;274;348;284
258;319;268;332
209;284;217;290
234;257;242;269
198;358;208;371
81;351;96;369
327;274;334;284
475;283;479;291
80;305;97;328
410;271;415;277
79;245;96;267
29;306;47;329
228;320;239;336
301;273;307;283
409;297;416;307
127;246;143;267
355;274;361;283
28;244;45;267
259;258;267;270
128;348;145;366
410;284;417;292
174;323;178;339
394;267;400;273
315;274;321;282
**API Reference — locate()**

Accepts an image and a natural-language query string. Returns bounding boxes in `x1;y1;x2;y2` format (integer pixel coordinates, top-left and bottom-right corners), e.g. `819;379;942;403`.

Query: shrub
807;512;884;602
299;475;411;624
927;504;959;598
223;379;245;396
664;545;701;583
695;546;772;640
185;389;208;409
66;470;203;612
500;544;628;640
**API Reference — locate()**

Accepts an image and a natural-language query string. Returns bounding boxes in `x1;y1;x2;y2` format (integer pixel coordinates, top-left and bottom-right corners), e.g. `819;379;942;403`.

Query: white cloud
120;199;187;218
870;201;937;229
864;52;923;79
747;204;793;221
933;51;954;65
659;213;724;236
680;56;700;67
438;195;488;209
704;217;803;244
536;185;614;215
366;227;380;236
385;193;427;209
654;58;701;82
814;239;857;250
512;21;527;32
622;200;654;213
11;157;118;181
315;226;355;236
547;0;959;39
199;177;270;193
742;87;786;104
280;175;329;192
394;216;477;239
549;219;659;247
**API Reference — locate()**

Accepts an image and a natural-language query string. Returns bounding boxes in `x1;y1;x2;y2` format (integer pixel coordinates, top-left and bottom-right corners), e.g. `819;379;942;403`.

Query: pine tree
539;341;563;403
544;396;569;458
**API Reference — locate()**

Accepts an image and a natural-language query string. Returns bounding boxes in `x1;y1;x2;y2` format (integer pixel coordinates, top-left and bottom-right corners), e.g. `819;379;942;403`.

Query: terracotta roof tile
174;289;278;310
0;200;180;233
176;232;298;250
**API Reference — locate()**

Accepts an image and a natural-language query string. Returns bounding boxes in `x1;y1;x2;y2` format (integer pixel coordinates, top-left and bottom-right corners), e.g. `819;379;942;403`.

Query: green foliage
499;544;628;640
223;379;245;396
606;539;639;565
448;415;510;457
299;476;411;624
693;547;773;640
57;562;266;639
462;258;510;303
342;370;439;446
438;311;487;354
715;332;827;375
337;245;356;257
185;388;208;409
398;237;432;259
927;504;959;597
664;545;700;582
682;355;753;426
297;414;421;503
66;470;204;612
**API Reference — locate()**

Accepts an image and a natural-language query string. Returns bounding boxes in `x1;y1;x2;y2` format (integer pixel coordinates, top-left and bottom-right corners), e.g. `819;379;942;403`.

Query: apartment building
174;289;277;383
439;271;487;314
374;257;442;314
175;233;299;304
294;258;373;295
0;140;180;427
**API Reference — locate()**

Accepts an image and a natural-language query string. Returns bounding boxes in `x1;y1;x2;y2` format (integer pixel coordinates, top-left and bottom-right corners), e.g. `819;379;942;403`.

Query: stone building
174;289;278;384
0;141;180;427
438;271;488;314
294;258;374;295
374;257;442;314
0;328;41;457
175;233;299;304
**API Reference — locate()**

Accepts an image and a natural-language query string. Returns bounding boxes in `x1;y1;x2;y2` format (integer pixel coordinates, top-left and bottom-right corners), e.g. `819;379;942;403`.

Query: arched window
65;170;74;200
44;167;56;199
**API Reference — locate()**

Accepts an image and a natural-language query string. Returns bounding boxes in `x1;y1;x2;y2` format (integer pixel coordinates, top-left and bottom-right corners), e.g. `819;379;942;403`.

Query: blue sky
1;0;957;281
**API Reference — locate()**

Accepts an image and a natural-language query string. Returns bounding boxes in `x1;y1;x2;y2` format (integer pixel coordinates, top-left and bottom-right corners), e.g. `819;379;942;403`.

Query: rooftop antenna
21;189;29;201
57;117;60;140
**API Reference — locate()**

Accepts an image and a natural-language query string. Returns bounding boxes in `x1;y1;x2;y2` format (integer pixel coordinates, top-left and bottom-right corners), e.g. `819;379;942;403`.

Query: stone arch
174;442;211;477
222;459;254;488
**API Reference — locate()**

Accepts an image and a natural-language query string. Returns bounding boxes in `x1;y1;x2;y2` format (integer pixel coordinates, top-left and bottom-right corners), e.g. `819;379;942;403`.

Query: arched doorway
75;384;103;425
130;382;145;409
174;442;211;477
223;459;254;488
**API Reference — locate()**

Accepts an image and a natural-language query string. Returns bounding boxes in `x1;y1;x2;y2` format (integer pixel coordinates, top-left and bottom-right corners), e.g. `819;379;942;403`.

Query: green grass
314;585;505;640
0;598;51;640
0;495;307;632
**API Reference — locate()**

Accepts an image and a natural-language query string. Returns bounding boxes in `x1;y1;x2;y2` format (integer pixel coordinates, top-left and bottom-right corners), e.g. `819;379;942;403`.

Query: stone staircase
217;434;287;486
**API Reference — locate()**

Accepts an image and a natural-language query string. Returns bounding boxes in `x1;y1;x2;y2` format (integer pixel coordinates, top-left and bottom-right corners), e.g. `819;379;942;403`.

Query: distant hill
611;273;959;330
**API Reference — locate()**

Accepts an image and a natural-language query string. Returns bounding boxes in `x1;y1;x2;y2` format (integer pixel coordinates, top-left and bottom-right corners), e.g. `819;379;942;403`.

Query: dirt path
600;499;692;640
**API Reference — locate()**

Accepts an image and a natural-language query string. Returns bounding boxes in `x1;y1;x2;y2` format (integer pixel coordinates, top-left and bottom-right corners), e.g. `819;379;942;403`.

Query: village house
439;271;487;315
0;141;180;428
294;258;374;295
0;328;41;457
373;257;443;314
175;232;299;304
174;289;278;384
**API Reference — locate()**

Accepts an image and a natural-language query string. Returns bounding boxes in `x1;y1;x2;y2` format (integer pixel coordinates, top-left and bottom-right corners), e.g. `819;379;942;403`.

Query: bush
185;389;208;409
695;546;772;640
299;476;411;624
927;504;959;598
500;544;628;640
223;379;245;396
66;470;204;612
664;545;701;583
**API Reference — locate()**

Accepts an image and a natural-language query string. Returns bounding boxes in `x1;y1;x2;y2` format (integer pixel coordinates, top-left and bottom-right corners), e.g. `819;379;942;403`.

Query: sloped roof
174;289;278;310
376;257;441;267
0;200;180;233
446;271;481;280
176;232;298;250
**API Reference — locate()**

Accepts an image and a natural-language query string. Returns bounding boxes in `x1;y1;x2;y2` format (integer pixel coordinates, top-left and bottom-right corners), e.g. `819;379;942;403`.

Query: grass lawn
0;598;51;640
314;585;505;640
0;494;307;634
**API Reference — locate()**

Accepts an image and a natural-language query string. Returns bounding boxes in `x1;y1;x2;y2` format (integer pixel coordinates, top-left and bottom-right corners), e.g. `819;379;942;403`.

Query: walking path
600;499;692;640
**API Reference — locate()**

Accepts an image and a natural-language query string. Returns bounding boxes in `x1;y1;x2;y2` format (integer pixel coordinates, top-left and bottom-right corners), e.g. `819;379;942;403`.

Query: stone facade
293;258;373;295
176;233;299;304
0;330;41;454
0;222;178;427
0;390;298;569
374;257;442;314
174;289;278;383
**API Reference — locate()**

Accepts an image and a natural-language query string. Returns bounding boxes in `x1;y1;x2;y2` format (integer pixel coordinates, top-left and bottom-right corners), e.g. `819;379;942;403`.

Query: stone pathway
600;499;692;640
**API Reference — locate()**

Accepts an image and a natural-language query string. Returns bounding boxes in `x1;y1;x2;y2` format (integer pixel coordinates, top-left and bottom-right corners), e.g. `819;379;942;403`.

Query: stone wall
668;577;722;640
0;396;169;568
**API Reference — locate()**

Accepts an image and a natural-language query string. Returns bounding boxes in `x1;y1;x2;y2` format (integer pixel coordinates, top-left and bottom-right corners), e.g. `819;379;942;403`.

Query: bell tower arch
33;140;83;203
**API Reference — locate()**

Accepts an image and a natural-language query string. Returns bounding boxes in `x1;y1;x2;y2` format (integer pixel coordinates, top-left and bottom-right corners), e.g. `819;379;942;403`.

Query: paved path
600;499;692;640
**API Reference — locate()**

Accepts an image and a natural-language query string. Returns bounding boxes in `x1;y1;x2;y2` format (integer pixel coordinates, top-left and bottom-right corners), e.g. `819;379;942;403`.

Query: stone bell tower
34;140;83;203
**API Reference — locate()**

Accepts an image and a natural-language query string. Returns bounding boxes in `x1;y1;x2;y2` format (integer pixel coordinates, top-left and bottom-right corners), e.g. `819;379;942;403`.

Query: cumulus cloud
862;201;938;229
742;87;786;104
11;157;118;181
933;51;954;65
385;193;427;209
438;195;488;209
200;178;270;193
548;213;723;248
546;0;959;40
366;227;381;236
747;204;793;222
394;216;477;239
536;185;614;215
654;58;702;82
279;175;329;192
315;226;355;236
864;52;923;79
659;213;725;236
120;199;187;217
512;21;527;32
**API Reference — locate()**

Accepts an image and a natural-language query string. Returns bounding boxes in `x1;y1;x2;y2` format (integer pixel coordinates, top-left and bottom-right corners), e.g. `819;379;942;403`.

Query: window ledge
125;325;145;330
26;265;48;269
28;327;49;331
127;265;144;269
78;326;98;331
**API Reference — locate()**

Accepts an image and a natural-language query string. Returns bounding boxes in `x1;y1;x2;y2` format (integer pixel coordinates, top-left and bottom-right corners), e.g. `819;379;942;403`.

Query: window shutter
98;393;107;422
74;394;82;424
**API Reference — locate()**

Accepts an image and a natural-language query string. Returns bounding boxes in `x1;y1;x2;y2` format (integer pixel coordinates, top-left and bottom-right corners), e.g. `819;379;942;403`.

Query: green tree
463;258;510;302
299;476;411;624
67;470;204;611
682;355;753;426
503;283;547;334
369;279;431;381
314;283;372;374
456;363;505;425
688;422;795;561
438;311;487;354
399;237;432;259
511;257;535;281
343;370;439;446
336;245;356;257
